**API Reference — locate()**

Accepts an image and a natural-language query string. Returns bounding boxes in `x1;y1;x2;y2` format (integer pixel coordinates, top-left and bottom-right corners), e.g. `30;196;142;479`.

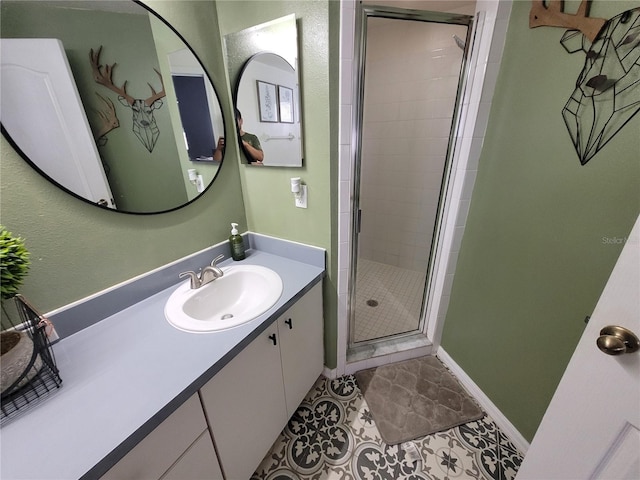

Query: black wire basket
1;294;62;426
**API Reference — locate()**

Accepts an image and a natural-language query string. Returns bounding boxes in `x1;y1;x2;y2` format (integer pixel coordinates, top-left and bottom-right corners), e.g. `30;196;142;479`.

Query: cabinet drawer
102;394;207;480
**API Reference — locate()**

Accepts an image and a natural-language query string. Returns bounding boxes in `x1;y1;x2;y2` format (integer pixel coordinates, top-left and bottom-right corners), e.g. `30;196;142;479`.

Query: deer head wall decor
90;46;166;152
529;0;607;41
529;1;640;165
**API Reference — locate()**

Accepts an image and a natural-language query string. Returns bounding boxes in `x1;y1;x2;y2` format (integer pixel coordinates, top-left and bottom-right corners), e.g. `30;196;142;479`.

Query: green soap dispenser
229;223;246;261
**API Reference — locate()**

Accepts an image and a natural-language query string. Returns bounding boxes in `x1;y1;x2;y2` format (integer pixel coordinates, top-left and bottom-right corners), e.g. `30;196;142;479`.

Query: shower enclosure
349;5;472;348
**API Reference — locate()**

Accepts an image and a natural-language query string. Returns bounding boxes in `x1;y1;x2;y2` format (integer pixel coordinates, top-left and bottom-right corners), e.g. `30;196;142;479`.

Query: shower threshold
347;332;433;364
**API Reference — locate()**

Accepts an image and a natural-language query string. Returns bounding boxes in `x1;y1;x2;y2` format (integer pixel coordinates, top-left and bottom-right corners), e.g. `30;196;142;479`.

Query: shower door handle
357;209;362;233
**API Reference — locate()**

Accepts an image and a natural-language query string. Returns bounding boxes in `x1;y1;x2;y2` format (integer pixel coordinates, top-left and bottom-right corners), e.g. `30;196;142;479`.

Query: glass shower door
350;6;470;346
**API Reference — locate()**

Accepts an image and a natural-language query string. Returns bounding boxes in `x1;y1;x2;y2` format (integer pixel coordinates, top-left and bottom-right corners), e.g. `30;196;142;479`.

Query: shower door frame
348;4;473;350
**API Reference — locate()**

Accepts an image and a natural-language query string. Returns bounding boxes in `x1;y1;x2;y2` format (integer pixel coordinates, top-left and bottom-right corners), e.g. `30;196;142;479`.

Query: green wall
441;0;640;442
0;1;245;316
216;0;339;368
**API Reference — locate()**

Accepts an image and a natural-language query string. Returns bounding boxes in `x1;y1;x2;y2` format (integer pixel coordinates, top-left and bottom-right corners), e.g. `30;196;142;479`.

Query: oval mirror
0;0;225;214
225;14;303;167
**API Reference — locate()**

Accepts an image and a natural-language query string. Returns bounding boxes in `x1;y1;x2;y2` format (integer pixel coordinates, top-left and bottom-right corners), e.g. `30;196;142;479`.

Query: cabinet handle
285;318;293;329
268;333;277;346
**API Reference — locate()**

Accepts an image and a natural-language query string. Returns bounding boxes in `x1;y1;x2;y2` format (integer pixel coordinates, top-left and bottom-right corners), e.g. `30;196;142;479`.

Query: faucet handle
211;254;225;267
179;271;200;289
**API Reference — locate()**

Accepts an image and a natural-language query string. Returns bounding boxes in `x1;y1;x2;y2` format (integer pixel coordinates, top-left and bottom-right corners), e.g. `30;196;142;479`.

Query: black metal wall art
561;8;640;165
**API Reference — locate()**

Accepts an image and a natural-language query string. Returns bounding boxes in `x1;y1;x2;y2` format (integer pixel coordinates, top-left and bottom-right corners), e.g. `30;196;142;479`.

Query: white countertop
0;249;324;480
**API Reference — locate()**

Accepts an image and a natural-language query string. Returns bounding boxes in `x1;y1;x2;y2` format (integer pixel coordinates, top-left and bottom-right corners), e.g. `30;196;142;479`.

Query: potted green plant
1;226;30;303
0;226;39;395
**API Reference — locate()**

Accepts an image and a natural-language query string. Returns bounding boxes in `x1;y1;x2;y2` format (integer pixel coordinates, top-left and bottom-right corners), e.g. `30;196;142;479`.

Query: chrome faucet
179;254;225;289
200;254;225;286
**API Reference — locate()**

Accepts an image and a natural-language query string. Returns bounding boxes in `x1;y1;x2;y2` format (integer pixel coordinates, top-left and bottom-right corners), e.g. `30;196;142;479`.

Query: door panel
350;6;470;346
1;38;114;207
172;75;215;160
279;283;324;417
517;215;640;479
200;324;287;480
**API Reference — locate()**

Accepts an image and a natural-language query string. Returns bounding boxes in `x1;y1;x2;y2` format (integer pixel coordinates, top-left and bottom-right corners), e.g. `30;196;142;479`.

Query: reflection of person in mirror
213;136;225;162
236;109;264;164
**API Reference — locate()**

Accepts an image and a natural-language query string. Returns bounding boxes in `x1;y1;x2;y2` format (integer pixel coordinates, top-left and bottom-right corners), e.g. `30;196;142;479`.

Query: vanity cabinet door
160;431;223;480
278;282;324;417
101;394;210;480
200;323;287;480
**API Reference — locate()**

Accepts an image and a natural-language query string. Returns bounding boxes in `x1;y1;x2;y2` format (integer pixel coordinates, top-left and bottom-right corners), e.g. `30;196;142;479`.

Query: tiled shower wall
358;19;468;272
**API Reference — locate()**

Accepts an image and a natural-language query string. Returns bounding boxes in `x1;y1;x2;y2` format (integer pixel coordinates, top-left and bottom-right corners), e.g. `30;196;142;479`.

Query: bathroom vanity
0;235;325;480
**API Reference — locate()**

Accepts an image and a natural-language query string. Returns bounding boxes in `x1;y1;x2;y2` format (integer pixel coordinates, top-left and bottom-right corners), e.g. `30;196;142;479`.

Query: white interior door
1;38;115;208
517;214;640;479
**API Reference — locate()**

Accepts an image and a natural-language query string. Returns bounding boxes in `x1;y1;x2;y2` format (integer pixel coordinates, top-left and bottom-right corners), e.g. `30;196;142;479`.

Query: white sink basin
165;265;283;333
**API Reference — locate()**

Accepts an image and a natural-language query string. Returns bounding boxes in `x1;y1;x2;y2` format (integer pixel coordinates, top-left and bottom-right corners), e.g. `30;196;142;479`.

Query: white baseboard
322;366;338;379
437;347;530;454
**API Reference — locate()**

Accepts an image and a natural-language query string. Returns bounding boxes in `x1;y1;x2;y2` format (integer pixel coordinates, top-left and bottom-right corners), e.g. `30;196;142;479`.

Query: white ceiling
4;0;146;15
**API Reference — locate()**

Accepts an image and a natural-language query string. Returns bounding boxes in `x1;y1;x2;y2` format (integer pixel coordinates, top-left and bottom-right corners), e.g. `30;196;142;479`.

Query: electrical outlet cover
295;185;308;208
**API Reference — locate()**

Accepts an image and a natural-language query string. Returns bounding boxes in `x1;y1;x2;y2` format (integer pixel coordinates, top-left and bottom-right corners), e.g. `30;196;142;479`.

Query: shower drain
366;299;379;307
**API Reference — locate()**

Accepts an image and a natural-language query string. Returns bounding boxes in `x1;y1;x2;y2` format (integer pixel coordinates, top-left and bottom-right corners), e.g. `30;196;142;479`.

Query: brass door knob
597;326;640;355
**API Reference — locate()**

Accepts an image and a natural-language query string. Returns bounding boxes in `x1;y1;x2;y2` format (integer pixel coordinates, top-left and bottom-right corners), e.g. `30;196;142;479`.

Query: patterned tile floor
252;375;523;480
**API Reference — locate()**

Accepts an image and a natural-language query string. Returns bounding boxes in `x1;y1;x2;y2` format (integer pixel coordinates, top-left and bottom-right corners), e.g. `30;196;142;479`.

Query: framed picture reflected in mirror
278;85;294;124
256;80;278;122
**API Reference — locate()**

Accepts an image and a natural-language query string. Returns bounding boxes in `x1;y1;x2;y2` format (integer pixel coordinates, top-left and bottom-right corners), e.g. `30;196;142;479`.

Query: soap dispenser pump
229;223;246;261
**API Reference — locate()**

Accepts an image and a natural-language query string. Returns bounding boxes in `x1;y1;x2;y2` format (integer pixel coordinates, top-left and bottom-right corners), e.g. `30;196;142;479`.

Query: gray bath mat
355;356;484;445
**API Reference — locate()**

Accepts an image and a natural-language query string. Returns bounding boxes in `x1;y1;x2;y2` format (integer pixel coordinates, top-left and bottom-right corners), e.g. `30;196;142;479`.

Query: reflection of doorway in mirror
165;46;224;200
172;75;216;160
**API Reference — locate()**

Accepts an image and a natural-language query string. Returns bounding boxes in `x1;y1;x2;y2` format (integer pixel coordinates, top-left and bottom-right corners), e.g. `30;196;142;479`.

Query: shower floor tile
252;375;524;480
353;259;426;342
